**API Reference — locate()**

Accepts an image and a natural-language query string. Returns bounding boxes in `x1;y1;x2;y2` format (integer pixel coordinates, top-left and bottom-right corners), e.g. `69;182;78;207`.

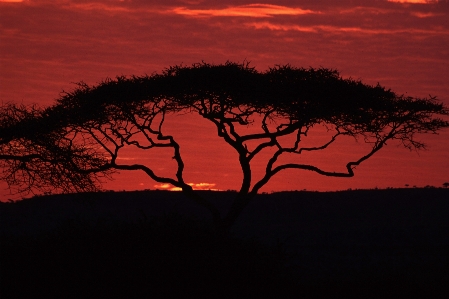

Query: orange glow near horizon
154;183;219;191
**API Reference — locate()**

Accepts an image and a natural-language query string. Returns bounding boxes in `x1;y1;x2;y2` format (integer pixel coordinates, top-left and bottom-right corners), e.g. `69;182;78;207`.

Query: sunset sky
1;0;449;199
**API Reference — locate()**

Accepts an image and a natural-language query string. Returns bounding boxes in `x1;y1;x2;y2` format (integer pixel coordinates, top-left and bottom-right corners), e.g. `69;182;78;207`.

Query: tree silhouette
0;103;113;194
1;62;448;231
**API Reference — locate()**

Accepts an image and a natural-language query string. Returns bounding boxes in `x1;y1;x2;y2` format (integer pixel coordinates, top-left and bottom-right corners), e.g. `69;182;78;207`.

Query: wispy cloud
411;11;444;17
65;1;134;13
246;21;449;35
171;4;317;18
387;0;439;3
247;22;316;32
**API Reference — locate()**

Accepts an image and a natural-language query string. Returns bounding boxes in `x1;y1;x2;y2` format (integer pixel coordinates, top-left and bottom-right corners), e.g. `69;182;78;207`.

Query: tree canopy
1;62;448;229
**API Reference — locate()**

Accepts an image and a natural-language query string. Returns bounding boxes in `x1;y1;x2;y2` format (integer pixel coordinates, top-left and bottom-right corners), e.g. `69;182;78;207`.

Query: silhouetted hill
1;188;448;297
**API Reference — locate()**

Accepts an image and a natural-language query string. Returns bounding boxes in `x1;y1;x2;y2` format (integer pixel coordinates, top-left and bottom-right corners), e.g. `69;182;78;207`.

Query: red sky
1;0;449;200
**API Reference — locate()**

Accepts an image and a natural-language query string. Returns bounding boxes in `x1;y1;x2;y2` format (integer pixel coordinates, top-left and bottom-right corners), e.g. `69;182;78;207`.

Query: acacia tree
1;62;448;231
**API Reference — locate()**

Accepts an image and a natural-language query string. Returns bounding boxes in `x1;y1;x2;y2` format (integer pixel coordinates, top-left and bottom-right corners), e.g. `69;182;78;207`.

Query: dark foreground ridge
1;188;449;298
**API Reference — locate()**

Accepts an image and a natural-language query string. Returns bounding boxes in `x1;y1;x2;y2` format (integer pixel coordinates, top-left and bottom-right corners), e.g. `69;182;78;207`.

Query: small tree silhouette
443;182;449;188
1;62;448;231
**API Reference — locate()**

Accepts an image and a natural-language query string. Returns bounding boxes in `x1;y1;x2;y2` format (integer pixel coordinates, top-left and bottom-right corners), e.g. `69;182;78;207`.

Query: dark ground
1;188;448;298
